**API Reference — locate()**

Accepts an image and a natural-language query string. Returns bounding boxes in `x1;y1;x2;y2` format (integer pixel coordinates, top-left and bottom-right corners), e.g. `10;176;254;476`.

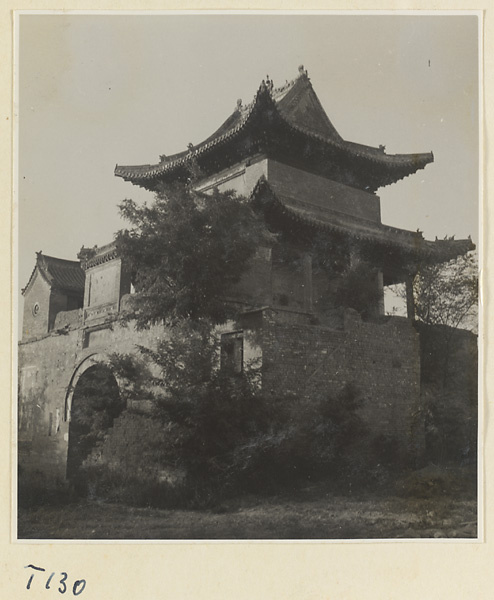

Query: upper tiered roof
115;66;434;193
22;252;85;296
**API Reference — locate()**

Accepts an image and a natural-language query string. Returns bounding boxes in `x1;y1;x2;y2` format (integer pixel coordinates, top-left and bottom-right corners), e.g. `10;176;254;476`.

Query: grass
17;466;477;540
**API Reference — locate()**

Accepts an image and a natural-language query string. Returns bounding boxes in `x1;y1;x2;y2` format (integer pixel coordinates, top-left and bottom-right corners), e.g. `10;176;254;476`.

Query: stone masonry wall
19;330;80;485
261;309;423;453
18;320;165;486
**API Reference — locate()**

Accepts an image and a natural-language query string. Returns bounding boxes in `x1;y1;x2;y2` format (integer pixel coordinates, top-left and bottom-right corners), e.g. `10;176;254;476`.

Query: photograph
16;12;480;541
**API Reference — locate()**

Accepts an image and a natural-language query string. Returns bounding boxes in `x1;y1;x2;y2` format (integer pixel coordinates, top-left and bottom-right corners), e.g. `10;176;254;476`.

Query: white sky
17;14;480;297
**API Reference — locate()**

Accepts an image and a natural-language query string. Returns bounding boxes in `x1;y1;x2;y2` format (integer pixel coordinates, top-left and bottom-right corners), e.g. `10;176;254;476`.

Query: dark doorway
66;364;124;483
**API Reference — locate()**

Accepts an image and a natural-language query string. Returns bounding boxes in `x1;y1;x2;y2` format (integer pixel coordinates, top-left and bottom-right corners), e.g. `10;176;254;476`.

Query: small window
221;332;244;375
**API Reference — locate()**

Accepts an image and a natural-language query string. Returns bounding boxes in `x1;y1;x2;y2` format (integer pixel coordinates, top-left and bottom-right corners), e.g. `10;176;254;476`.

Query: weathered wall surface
18;320;165;485
261;309;423;453
266;160;381;223
415;322;478;461
19;289;425;487
22;272;51;339
19;330;80;484
226;246;273;307
196;157;381;225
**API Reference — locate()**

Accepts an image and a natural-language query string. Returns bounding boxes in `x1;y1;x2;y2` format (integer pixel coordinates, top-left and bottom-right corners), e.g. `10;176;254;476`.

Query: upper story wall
83;257;132;324
22;271;83;341
196;157;381;223
22;271;51;340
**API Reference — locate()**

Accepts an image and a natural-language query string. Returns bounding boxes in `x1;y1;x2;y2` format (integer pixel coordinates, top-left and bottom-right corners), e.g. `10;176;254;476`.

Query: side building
19;67;475;488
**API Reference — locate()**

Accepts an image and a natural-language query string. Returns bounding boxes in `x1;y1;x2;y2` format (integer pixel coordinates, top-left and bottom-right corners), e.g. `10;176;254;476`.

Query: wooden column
376;269;385;316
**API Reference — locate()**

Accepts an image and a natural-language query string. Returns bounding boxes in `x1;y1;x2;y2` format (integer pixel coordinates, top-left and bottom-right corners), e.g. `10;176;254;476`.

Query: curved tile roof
115;67;433;190
251;177;474;263
22;252;85;296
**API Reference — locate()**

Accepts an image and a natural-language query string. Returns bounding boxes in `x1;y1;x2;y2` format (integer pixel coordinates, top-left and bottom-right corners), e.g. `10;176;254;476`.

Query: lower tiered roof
250;177;474;281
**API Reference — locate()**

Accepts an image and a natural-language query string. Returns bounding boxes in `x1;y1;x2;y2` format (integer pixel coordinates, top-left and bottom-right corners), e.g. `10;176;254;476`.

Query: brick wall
416;322;478;461
18;319;165;486
18;330;80;483
261;309;423;453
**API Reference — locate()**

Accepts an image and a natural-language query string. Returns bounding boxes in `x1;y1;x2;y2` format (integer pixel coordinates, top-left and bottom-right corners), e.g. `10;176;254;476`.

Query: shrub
18;468;73;508
81;466;187;508
76;379;369;507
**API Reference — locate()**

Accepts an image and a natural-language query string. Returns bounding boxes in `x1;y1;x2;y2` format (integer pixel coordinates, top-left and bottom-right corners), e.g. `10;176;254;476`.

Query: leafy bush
82;466;187;508
81;362;369;507
18;468;74;508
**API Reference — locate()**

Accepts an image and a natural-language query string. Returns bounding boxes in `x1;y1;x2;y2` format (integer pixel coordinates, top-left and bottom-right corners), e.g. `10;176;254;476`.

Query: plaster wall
22;272;51;339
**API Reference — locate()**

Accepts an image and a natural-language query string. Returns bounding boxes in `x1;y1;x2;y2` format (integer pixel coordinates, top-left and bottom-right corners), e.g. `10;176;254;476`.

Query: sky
17;13;480;306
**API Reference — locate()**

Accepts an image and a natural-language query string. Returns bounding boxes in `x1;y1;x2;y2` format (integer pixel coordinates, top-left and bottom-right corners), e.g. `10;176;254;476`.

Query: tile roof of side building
114;66;434;187
22;252;85;296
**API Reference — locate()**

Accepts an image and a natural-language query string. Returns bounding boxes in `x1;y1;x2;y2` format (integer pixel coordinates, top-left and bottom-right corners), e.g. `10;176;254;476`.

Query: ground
18;466;477;540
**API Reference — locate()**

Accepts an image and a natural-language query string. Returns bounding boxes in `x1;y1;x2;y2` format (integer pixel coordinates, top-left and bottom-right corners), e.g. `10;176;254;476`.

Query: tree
332;259;383;318
116;183;268;329
410;252;479;463
412;252;478;332
105;333;367;502
87;183;371;502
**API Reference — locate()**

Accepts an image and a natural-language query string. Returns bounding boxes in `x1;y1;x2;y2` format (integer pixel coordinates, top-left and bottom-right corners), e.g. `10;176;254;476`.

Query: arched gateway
65;355;124;481
19;66;475;489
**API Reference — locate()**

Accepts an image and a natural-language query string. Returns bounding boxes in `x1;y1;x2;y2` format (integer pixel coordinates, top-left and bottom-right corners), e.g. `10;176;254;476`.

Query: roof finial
236;98;243;110
298;64;308;77
77;245;96;262
187;142;194;152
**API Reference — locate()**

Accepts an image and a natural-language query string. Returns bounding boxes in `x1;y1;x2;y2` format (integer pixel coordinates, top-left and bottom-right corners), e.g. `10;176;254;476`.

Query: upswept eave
22;252;85;296
115;68;434;188
250;177;474;263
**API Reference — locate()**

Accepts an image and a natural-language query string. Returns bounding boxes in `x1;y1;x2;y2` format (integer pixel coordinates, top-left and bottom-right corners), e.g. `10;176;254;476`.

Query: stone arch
64;354;125;482
64;353;123;423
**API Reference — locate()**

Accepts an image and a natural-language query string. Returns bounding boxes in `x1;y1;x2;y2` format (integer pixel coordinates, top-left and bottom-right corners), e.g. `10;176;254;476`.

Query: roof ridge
37;252;82;266
22;251;85;297
115;78;276;182
115;66;434;190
